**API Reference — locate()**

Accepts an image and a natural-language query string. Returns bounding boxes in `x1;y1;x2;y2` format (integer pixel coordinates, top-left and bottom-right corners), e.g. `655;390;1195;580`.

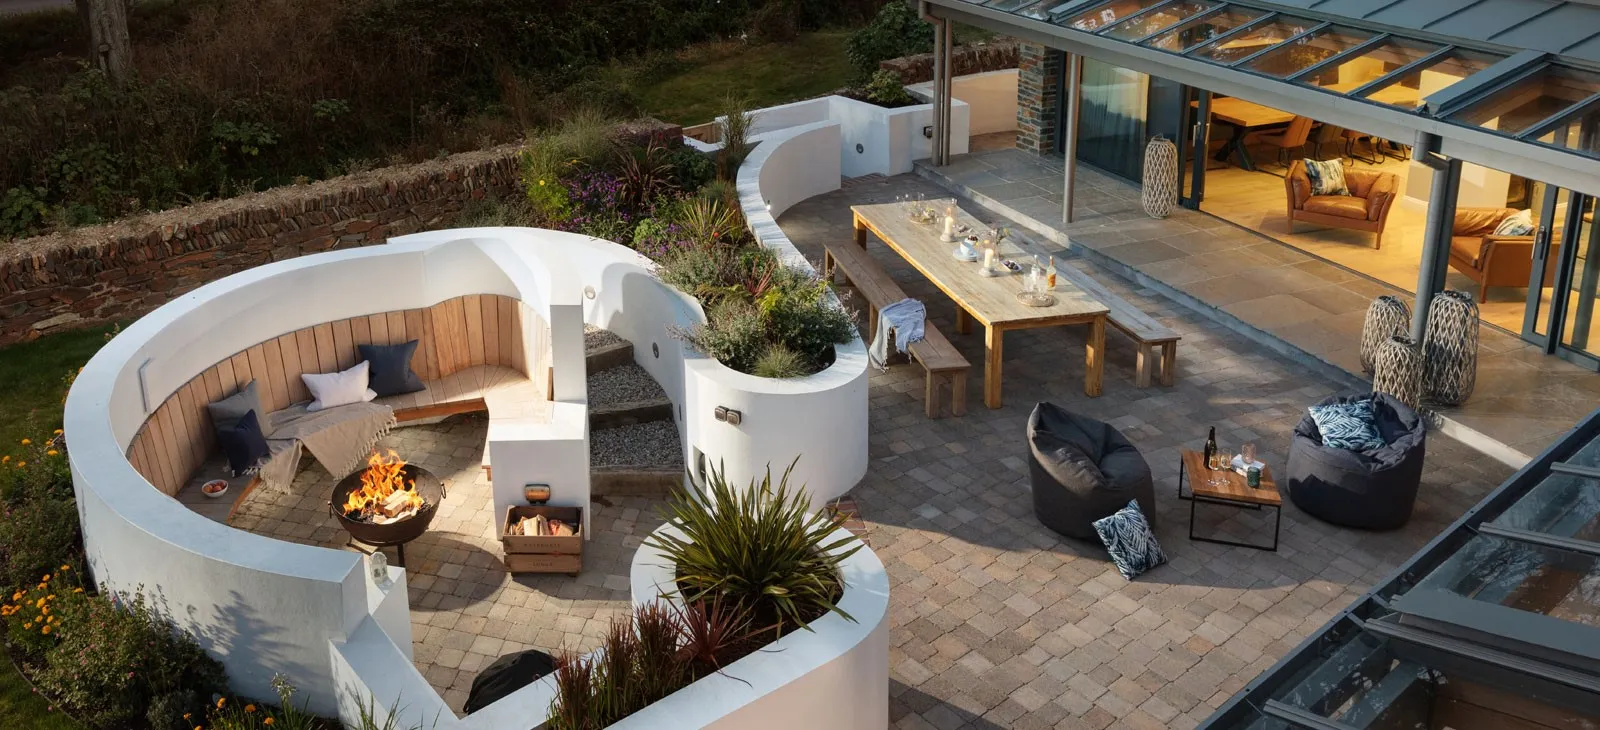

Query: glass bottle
1047;256;1057;289
1203;427;1217;471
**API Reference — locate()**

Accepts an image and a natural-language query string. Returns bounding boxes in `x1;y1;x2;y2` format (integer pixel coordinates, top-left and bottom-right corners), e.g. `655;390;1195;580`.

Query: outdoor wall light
855;143;865;154
713;406;743;426
923;125;933;139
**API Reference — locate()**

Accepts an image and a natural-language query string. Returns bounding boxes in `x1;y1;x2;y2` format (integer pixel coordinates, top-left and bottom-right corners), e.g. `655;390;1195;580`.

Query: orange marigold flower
73;588;82;594
19;439;30;446
1;456;8;463
16;461;25;468
22;623;31;630
40;625;50;634
264;719;275;726
216;697;226;709
60;565;70;571
245;704;256;713
183;714;191;721
46;450;57;456
52;429;62;435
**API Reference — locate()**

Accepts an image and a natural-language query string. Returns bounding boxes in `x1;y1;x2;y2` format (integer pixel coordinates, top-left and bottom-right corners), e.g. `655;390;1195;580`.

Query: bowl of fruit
201;479;229;499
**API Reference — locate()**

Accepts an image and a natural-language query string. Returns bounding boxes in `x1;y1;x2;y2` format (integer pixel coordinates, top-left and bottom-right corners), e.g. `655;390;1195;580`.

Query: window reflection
1297;38;1441;103
1494;473;1600;541
1189;16;1317;65
1061;0;1174;31
1142;7;1267;52
1241;26;1376;78
1361;49;1502;111
1415;535;1600;628
1101;0;1215;40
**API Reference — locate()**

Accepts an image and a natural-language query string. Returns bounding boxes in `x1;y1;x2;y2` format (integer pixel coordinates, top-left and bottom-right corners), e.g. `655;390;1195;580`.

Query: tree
73;0;132;85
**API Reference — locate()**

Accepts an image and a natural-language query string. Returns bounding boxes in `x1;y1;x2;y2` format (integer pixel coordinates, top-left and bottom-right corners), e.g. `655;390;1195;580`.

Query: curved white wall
64;232;589;719
626;524;890;730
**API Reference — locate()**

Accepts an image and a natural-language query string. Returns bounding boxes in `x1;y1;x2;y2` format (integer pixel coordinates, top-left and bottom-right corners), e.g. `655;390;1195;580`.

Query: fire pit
330;450;445;567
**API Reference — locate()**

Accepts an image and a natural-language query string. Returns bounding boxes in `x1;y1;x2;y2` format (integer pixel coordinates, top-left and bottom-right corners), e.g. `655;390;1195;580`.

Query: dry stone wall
880;40;1019;85
0;145;523;346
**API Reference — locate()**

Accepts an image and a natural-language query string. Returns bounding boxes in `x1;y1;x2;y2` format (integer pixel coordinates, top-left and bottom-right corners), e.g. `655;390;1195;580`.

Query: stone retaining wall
0;146;528;346
880;40;1019;85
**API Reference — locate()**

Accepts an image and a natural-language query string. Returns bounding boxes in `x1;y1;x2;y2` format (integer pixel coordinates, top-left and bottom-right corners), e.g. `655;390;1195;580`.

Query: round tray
1016;291;1057;307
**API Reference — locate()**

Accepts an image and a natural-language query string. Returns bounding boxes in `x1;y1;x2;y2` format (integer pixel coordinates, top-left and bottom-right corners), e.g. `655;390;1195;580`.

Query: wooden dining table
1195;97;1296;172
851;202;1110;409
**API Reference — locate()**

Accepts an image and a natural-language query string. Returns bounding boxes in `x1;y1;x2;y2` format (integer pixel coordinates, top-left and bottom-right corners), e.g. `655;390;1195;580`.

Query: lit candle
983;247;996;270
942;204;956;241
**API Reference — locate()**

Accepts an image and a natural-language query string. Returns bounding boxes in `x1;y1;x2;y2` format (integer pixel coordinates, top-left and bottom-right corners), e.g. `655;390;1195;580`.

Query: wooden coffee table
1177;449;1281;552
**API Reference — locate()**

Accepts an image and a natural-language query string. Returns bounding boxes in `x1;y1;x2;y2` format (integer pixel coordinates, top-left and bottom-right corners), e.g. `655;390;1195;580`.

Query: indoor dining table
851;202;1110;409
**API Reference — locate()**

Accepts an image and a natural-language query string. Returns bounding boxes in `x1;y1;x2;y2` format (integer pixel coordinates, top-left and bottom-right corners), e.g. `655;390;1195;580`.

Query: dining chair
1255;116;1314;175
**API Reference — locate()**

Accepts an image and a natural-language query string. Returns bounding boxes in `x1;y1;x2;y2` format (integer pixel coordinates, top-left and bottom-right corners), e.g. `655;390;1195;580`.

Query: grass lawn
0;325;116;457
0;661;79;730
636;30;857;126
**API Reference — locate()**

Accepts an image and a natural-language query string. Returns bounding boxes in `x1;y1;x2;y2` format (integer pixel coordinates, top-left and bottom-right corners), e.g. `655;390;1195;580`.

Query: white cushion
302;361;378;412
1493;208;1536;236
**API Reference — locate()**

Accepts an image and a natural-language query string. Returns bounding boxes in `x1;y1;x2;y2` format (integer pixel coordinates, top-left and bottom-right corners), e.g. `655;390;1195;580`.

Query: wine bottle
1204;427;1217;471
1046;256;1057;289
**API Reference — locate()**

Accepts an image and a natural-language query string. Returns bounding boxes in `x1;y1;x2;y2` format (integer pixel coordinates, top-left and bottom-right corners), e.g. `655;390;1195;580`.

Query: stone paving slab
228;414;665;716
778;175;1511;730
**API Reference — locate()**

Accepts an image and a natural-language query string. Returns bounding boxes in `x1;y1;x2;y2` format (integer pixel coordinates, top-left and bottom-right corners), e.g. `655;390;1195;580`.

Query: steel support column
1062;52;1083;225
940;19;954;163
1412;132;1461;342
924;2;947;166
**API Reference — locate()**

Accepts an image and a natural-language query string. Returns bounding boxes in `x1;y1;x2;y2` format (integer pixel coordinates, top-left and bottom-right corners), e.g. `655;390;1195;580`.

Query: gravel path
590;421;683;468
584;325;627;353
587;363;667;406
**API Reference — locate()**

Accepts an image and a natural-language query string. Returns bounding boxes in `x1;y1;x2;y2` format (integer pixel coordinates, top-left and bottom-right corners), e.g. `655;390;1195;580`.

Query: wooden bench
823;242;970;418
134;293;556;503
1051;261;1180;387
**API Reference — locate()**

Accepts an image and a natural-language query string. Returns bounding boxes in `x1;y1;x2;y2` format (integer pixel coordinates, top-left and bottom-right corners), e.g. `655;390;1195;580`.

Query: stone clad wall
880;40;1019;85
0;145;522;346
1016;42;1063;156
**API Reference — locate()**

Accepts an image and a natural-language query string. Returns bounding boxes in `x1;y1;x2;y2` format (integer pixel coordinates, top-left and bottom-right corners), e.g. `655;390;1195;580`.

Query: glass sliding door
1556;196;1600;366
1523;184;1569;346
1076;58;1149;181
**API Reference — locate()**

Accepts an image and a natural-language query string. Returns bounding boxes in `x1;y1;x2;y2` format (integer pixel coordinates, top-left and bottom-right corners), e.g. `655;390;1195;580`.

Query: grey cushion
207;380;271;436
1287;392;1426;530
359;340;426;397
1028;403;1156;541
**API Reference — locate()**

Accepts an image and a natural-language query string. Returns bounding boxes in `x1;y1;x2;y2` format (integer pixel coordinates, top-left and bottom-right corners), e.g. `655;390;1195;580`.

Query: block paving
223;172;1516;727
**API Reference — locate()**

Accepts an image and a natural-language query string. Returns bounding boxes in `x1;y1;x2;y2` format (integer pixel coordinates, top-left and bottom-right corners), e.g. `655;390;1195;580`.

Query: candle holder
939;203;958;243
524;484;551;504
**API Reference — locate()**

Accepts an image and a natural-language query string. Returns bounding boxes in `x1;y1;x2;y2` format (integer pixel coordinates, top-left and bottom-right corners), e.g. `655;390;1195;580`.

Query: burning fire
341;450;425;523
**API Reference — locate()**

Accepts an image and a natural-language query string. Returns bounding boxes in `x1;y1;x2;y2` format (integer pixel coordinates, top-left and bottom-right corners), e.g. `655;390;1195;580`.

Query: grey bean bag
1028;403;1156;540
1287;392;1426;530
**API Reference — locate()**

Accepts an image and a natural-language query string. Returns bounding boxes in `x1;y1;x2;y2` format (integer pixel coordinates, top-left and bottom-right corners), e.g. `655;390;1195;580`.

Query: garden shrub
864;68;916;106
667;146;716;191
752;344;807;378
713;96;754;181
35;590;227;729
749;0;801;43
0;492;79;593
647;461;862;636
845;1;932;79
675;300;771;374
202;675;320;730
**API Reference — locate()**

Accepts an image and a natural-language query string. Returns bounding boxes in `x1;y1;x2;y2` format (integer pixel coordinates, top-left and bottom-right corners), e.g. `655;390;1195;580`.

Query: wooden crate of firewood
502;505;583;575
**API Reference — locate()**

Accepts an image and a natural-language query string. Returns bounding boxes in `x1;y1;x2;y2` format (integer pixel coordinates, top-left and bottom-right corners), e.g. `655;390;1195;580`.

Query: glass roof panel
1297;37;1441;99
1359;48;1503;110
1493;472;1600;541
1572;431;1600;468
1100;0;1216;40
1450;65;1600;137
1061;0;1171;32
1141;6;1268;53
1240;26;1378;78
1188;16;1320;65
985;0;1049;11
1413;534;1600;629
1016;0;1075;20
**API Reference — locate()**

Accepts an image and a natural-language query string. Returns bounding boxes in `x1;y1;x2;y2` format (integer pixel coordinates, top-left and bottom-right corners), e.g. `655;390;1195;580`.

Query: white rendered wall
908;69;1019;136
626;524;890;730
65;232;589;720
692;94;970;179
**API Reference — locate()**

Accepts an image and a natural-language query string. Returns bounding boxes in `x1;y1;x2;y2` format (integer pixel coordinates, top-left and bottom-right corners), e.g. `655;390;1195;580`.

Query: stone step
585;326;633;374
590;397;675;430
592;466;682;498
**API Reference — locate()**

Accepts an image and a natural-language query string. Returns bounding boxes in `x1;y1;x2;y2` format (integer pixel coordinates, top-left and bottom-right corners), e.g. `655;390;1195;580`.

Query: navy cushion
217;410;269;477
359;340;425;397
1092;500;1167;580
1308;397;1385;451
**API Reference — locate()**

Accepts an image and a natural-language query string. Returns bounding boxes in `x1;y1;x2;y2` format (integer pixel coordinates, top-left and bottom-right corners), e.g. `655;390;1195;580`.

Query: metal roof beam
1229;21;1331;68
1349;43;1456;100
1286;32;1393;83
1424;48;1550;115
1179;10;1279;54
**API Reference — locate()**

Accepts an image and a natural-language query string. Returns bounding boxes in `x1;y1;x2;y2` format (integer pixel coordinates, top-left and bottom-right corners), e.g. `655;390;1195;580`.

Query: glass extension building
922;0;1600;369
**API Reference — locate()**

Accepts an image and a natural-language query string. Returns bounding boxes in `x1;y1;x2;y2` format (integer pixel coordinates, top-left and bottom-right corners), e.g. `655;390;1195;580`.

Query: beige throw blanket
249;402;397;493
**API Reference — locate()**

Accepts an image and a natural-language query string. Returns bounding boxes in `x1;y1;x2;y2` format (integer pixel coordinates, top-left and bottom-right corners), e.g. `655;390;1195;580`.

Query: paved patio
226;415;664;715
207;175;1521;727
779;175;1511;729
918;144;1600;462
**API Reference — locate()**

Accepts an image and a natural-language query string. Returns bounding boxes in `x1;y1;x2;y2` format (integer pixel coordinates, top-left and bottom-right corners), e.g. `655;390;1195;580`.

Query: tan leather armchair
1448;207;1556;303
1285;160;1398;249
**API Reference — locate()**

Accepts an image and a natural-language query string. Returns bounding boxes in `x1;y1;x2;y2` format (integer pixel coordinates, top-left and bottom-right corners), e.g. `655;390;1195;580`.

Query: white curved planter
624;523;890;730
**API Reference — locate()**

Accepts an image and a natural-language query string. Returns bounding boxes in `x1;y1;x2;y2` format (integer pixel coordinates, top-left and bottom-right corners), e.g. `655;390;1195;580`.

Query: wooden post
81;0;132;85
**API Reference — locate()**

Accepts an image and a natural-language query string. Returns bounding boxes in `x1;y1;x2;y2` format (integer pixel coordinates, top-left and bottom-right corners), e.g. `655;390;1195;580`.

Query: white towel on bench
870;298;926;370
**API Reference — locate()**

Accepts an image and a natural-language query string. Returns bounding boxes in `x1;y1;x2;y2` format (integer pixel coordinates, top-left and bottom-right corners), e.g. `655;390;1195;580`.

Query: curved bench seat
137;293;554;508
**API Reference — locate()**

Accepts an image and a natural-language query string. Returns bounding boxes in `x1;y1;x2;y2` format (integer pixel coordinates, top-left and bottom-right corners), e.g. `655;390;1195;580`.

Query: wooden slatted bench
141;293;557;521
823;242;970;418
1050;261;1180;387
